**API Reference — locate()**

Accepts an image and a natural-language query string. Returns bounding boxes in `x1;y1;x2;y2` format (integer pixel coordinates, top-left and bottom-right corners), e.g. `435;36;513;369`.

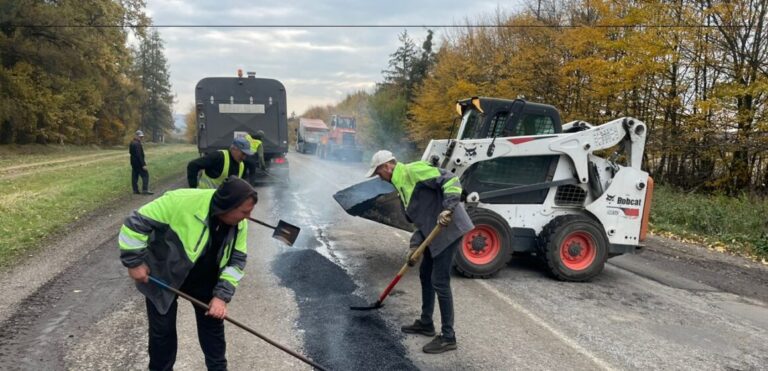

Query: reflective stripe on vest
199;150;244;189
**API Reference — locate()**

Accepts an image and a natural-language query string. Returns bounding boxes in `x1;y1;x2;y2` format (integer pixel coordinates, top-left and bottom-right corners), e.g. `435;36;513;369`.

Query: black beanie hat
211;176;258;215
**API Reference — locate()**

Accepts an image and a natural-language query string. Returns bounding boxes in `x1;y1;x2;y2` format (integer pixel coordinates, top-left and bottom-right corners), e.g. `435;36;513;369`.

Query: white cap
135;130;144;137
365;150;396;177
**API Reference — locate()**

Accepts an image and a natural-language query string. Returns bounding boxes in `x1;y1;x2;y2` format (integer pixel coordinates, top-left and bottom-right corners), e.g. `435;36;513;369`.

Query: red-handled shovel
350;224;442;311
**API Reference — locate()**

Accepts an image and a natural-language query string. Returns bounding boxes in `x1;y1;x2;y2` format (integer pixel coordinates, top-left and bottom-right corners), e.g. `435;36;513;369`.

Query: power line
3;23;759;29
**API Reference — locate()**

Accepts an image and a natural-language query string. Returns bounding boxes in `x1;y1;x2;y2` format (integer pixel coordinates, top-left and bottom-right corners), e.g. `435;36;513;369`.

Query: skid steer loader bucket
333;178;415;232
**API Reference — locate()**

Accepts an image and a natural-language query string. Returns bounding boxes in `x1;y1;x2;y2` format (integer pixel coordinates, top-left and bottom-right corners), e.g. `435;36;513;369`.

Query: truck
296;117;329;154
195;71;289;179
324;115;363;161
336;97;653;281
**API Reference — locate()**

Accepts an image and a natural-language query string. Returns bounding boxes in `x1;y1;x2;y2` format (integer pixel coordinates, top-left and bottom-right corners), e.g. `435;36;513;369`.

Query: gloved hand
405;247;421;267
438;210;453;226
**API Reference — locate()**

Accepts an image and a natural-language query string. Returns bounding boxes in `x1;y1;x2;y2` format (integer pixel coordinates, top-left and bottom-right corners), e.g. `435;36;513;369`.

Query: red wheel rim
559;231;596;271
462;225;501;265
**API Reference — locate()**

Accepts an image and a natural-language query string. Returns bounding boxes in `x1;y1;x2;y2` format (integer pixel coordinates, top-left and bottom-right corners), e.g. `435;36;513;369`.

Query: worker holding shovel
367;150;474;354
118;176;257;370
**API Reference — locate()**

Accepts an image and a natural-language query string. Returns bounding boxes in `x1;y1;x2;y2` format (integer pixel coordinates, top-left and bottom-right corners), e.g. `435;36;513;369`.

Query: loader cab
456;97;562;140
453;97;565;205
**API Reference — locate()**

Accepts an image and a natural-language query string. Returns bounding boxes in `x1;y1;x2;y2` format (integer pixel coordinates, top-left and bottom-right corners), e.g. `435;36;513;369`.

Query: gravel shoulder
0;178;185;324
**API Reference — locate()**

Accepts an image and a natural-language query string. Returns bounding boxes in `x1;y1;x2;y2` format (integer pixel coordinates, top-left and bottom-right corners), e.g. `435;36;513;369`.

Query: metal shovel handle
247;217;276;229
148;276;328;371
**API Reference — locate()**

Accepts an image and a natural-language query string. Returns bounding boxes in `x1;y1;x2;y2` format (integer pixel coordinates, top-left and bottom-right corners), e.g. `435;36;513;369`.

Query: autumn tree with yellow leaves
407;0;768;194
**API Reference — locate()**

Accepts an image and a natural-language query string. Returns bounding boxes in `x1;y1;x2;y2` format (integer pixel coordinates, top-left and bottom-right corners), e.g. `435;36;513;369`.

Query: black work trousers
244;156;258;184
419;238;459;340
146;296;227;371
131;166;149;193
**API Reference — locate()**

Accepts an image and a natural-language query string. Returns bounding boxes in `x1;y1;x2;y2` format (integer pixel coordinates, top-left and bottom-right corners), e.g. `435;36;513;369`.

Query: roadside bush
651;184;768;258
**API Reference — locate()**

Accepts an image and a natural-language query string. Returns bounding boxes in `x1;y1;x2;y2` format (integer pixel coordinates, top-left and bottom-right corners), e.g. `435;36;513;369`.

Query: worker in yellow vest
244;131;266;183
187;138;252;188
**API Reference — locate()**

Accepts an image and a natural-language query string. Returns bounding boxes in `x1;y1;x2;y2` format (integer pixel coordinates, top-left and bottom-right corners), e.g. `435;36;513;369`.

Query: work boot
142;190;154;195
422;335;457;354
401;319;435;337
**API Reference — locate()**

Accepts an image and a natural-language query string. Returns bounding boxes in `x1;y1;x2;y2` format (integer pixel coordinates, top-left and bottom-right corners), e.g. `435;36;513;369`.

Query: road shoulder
0;178;184;324
611;234;768;304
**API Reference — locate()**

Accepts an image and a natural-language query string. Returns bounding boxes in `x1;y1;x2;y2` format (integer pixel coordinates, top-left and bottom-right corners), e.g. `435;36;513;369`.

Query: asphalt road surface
0;152;767;370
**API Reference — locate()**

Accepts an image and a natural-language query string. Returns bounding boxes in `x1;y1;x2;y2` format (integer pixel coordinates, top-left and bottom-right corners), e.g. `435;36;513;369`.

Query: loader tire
454;208;513;278
539;215;608;282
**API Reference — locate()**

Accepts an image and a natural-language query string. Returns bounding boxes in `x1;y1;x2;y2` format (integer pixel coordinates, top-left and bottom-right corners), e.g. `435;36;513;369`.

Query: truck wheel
539;215;608;282
454;208;513;278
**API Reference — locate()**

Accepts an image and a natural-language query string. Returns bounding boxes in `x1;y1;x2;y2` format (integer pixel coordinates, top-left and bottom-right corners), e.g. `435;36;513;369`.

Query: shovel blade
349;301;384;311
273;220;300;246
333;178;415;232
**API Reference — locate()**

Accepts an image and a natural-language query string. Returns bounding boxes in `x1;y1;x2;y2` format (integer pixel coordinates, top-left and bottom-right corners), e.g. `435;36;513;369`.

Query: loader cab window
514;114;555;136
460;110;484;139
489;112;510;137
460;110;509;139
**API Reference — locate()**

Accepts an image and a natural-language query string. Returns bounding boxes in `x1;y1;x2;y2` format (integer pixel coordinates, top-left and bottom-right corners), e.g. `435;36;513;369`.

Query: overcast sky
145;0;524;117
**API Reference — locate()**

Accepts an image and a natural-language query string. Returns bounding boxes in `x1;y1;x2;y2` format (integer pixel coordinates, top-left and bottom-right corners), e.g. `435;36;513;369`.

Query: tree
135;28;174;143
0;0;149;145
382;30;419;100
184;104;197;144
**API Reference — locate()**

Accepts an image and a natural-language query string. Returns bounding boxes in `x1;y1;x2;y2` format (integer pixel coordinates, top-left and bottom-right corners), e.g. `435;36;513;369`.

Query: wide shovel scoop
247;217;300;246
350;224;442;311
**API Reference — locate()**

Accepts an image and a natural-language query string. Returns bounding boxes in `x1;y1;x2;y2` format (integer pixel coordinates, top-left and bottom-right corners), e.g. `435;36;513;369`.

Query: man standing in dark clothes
187;138;253;189
129;130;153;195
119;176;257;370
366;150;474;354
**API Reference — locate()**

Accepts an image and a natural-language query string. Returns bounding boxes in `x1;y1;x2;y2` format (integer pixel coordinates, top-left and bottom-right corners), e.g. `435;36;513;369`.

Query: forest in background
305;0;768;195
0;0;173;145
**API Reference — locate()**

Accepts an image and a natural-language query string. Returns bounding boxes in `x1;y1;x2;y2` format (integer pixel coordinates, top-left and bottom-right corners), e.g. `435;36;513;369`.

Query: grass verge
650;184;768;261
0;144;197;267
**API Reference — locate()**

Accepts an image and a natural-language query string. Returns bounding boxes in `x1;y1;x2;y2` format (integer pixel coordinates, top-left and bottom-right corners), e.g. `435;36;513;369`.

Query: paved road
0;152;767;370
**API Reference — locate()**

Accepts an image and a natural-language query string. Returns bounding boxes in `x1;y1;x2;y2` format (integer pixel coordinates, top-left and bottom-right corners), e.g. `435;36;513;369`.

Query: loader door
461;155;559;204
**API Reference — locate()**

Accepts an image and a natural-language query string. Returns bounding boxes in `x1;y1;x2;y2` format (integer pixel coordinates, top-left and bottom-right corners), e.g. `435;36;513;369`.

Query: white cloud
147;0;521;114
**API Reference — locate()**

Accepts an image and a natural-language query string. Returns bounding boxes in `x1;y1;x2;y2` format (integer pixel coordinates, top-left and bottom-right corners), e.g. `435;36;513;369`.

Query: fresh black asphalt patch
272;249;418;371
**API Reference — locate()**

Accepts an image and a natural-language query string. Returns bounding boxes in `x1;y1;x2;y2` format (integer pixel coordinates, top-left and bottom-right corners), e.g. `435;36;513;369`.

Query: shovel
247;217;300;246
148;276;328;371
350;224;442;311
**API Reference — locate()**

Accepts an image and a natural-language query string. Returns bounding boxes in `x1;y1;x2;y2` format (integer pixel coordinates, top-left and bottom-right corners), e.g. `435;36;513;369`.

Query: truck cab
326;115;363;161
296;117;329;154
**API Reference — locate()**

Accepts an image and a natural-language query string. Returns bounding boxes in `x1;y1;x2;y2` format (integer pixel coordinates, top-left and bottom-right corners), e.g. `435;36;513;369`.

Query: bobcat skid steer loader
422;97;653;281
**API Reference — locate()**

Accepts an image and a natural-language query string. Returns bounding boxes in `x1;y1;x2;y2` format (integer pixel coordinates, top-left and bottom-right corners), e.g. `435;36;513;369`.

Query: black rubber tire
454;208;513;278
539;214;608;282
